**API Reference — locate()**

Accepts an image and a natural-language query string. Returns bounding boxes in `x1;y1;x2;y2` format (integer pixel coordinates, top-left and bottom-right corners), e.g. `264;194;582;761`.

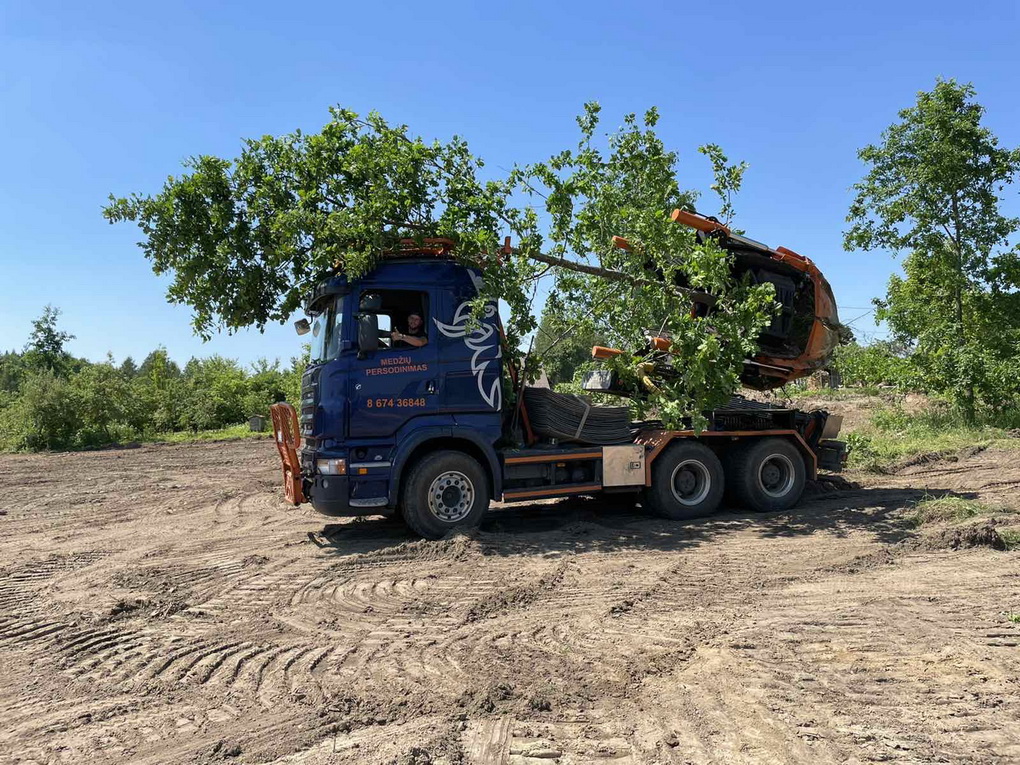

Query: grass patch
784;385;885;401
139;424;268;445
0;423;268;453
1003;610;1020;624
909;495;1005;525
845;403;1019;471
999;529;1020;551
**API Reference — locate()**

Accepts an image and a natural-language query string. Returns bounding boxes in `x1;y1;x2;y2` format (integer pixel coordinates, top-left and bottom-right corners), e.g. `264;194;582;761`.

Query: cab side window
358;289;429;352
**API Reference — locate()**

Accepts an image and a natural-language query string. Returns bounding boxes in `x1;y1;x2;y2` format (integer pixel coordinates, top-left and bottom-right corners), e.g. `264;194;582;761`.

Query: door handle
426;380;437;395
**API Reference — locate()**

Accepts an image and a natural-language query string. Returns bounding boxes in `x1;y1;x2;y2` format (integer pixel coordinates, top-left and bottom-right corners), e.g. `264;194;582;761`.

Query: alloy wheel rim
427;470;474;522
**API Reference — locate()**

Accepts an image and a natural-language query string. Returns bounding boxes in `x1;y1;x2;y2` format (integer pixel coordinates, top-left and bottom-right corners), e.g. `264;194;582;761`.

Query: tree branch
522;249;716;307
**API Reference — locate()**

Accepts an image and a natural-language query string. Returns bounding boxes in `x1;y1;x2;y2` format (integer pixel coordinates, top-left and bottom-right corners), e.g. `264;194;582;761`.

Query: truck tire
401;450;489;539
643;441;725;520
725;437;806;513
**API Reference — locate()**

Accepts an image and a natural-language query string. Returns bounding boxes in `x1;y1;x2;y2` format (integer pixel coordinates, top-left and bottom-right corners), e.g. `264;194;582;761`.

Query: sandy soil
2;437;1019;764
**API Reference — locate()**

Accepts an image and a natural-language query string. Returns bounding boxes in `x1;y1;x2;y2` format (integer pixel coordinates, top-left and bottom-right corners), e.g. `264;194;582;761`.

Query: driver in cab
392;312;428;348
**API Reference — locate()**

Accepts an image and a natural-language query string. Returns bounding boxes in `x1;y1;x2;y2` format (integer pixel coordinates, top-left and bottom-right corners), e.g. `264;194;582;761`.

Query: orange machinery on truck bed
669;208;842;390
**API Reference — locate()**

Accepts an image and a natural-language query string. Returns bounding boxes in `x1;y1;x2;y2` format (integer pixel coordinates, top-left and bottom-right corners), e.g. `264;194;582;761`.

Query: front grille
300;366;319;440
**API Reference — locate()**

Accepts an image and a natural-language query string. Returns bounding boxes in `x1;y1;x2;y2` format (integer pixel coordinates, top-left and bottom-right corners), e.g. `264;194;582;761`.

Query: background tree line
0;306;304;451
844;79;1020;419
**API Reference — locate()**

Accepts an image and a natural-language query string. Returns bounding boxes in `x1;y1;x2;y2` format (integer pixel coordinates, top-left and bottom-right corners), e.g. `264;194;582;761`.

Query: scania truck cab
271;245;846;539
287;256;505;534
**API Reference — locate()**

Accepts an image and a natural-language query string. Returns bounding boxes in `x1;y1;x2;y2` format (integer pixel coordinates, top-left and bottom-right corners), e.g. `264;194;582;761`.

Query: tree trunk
950;197;975;422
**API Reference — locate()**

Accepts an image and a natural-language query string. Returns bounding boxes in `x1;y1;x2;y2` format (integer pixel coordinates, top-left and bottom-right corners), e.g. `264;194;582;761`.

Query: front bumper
306;473;395;517
306;474;351;516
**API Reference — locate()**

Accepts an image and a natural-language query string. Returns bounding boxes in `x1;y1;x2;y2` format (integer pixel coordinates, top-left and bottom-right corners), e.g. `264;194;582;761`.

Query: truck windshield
308;295;345;364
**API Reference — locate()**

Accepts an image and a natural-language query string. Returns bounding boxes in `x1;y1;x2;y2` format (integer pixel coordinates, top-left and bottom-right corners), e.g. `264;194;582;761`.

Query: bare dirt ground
2;437;1020;765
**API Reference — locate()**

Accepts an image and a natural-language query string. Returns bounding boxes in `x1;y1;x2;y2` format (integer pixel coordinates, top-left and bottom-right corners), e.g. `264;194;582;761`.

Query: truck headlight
316;458;347;475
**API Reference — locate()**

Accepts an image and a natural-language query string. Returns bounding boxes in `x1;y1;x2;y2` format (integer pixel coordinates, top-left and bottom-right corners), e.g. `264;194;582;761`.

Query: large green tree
845;79;1020;418
105;104;778;428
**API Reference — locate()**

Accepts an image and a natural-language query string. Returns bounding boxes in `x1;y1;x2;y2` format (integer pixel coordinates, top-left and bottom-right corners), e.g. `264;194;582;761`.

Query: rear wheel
643;441;725;520
401;450;489;539
725;437;806;513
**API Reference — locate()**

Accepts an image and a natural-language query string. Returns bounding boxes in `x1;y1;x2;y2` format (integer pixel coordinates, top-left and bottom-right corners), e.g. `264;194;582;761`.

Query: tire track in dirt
0;551;111;655
0;550;108;598
39;554;366;710
4;440;1020;764
51;624;340;707
0;617;69;647
314;540;814;702
319;557;682;698
501;718;639;764
627;549;1020;764
0;693;147;758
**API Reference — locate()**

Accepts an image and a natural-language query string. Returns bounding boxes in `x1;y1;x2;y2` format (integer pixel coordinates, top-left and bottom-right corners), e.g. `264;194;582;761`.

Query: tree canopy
105;104;778;428
845;79;1020;417
24;305;75;373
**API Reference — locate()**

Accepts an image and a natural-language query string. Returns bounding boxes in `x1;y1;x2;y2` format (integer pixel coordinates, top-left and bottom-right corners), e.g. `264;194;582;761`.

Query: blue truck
270;239;846;539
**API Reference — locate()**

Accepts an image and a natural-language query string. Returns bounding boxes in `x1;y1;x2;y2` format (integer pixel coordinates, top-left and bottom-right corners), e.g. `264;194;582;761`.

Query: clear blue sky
2;0;1018;368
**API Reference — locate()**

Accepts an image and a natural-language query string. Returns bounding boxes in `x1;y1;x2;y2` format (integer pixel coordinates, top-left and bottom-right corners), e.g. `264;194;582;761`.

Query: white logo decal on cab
434;299;502;410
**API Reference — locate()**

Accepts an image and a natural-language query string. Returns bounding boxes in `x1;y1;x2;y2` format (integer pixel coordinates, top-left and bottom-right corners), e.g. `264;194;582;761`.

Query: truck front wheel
726;437;806;513
644;441;725;520
401;450;489;539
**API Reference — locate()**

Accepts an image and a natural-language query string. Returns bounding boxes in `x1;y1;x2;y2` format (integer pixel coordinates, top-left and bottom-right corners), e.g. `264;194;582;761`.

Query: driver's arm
393;332;427;348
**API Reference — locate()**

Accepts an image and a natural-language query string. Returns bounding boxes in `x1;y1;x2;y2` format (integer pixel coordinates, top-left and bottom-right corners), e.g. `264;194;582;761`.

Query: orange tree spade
104;104;778;429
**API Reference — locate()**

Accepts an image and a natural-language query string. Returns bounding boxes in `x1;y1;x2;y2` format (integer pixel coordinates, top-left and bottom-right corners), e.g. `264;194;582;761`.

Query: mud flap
270;403;306;505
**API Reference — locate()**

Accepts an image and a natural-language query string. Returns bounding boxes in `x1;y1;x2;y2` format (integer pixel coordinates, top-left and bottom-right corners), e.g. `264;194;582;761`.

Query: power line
844;308;876;326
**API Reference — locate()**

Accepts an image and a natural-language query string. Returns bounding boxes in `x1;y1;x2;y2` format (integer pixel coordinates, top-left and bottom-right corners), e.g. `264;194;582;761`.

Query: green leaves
698;144;747;226
521;106;776;428
831;341;911;388
105;107;528;341
845;79;1020;259
533;293;604;388
845;79;1020;419
107;103;777;429
24;305;75;374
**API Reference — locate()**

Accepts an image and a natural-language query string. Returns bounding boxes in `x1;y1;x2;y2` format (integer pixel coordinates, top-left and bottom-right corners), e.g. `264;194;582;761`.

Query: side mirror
294;318;311;336
357;313;379;357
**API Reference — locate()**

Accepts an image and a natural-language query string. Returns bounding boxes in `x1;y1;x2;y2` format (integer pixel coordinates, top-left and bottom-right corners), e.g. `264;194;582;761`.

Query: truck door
434;285;503;415
348;287;439;439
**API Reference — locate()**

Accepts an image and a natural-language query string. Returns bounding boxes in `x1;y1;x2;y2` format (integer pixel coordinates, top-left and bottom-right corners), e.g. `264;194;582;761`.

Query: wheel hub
442;485;461;506
427;471;474;522
757;454;795;498
670;459;711;506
